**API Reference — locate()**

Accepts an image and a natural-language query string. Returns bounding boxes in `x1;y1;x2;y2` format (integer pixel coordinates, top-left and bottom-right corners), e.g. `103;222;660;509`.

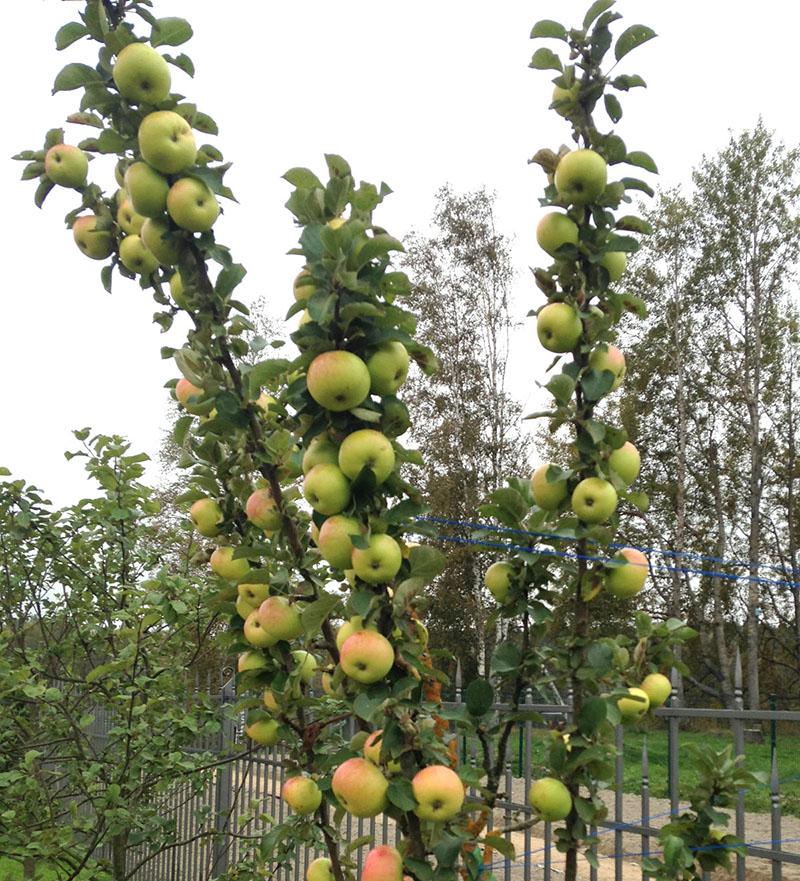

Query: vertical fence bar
668;667;680;820
589;823;598;881
211;679;235;878
733;648;746;881
641;735;650;881
614;724;623;881
504;760;513;881
523;689;533;881
544;820;552;881
770;749;781;881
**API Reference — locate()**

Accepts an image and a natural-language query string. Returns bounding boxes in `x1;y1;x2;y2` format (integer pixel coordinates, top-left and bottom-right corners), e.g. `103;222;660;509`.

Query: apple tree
14;2;760;881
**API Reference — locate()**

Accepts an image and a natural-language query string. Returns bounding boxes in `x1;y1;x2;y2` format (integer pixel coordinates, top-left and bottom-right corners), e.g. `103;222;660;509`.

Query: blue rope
418;514;800;580
428;531;800;591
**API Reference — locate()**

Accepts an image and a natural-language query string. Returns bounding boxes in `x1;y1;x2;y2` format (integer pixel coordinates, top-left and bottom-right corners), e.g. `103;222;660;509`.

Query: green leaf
353;690;386;722
300;593;342;639
614;25;657;62
491;486;529;521
491;641;521;674
164;53;195;77
283;167;324;189
615;215;653;235
581;369;614;403
484;835;516;860
34;178;55;209
584;0;615;28
627;491;650;512
56;22;89;50
625;150;659;174
150;17;193;47
52;63;102;93
545;373;575;406
465;678;494;716
603;234;639;253
612;74;647;91
173;415;192;446
529;47;563;72
587;641;613;675
530;20;567;40
248;359;290;390
621;176;655;198
433;833;465;868
216;263;247;297
604;94;622;124
583;419;606;444
579;697;608;734
387;778;417;812
408;545;446;582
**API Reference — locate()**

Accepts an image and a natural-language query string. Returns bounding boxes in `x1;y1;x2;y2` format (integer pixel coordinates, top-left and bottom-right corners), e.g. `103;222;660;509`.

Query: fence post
211;676;236;878
667;666;680;819
733;647;746;881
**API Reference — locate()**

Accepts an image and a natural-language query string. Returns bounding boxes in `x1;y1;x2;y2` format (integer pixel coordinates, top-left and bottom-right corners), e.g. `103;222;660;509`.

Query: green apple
256;596;302;644
306;350;371;412
307;858;333;881
45;144;88;188
167;177;220;232
363;730;402;775
338;429;395;484
119;235;159;275
351;534;402;584
554;149;607;205
484;561;514;603
303;464;351;516
237;650;266;673
640;673;672;709
245;488;283;531
72;215;114;260
282;775;322;815
175;378;206;414
302;434;339;474
617;687;650;721
245;717;280;746
262;688;281;712
238;582;269;608
318;516;362;570
115;160;127;188
292;650;318;683
552;80;581;116
335;615;376;651
237;595;258;621
170;271;188;308
609;441;640;485
189;497;223;537
600;251;627;283
530;463;568;510
331;757;388;817
124;162;169;218
138;110;197;174
243;609;272;647
537;302;582;353
209;546;250;581
571;477;618;524
141;216;182;266
536;212;579;257
588;343;626;390
362;846;403;881
605;547;648;598
340;630;394;684
412;765;465;822
367;342;410;396
116;196;145;235
528;777;572;821
112;42;171;104
294;269;316;302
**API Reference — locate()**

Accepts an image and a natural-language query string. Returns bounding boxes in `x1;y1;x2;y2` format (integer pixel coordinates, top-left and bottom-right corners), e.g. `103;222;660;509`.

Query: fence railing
85;657;800;881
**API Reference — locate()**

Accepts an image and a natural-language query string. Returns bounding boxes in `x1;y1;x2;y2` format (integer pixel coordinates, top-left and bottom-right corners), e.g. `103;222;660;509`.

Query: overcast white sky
2;1;798;507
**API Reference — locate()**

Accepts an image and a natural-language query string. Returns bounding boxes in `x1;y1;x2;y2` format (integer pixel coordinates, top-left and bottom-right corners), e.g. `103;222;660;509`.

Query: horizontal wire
418;514;800;579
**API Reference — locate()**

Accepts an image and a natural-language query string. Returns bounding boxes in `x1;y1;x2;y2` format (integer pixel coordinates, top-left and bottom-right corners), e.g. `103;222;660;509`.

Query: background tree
403;186;531;682
0;433;226;881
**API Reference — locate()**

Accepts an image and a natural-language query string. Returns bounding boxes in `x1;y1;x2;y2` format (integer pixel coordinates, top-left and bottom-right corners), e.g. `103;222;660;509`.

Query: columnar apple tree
16;2;758;881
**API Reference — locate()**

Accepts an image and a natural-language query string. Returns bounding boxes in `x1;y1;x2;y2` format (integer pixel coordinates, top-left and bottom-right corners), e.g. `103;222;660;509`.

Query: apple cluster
36;41;222;285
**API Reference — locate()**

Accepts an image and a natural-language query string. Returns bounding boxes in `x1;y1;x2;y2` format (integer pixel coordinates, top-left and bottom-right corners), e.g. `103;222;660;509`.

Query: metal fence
85;653;800;881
